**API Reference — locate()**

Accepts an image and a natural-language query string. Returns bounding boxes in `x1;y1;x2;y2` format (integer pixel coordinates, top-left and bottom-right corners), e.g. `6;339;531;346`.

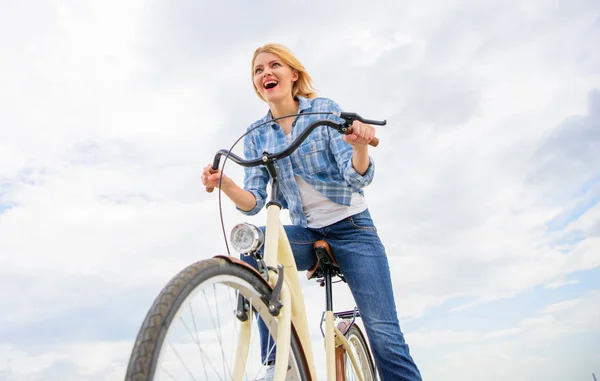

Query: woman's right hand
202;164;229;193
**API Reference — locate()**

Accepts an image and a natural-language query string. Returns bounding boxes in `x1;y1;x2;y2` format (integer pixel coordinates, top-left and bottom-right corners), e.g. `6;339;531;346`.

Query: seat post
324;267;333;312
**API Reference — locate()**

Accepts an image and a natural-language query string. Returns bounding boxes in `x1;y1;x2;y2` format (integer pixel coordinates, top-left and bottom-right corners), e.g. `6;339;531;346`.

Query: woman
201;43;422;381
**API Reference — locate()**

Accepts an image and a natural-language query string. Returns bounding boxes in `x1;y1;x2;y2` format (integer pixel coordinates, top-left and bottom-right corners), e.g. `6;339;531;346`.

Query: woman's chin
264;93;282;103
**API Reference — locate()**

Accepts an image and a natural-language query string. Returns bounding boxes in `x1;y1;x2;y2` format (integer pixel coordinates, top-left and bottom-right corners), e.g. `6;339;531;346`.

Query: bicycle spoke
345;330;375;381
228;291;252;381
161;368;177;381
253;319;277;381
188;303;210;381
213;283;229;379
166;338;201;381
161;366;178;381
228;288;237;370
179;311;210;381
202;288;233;380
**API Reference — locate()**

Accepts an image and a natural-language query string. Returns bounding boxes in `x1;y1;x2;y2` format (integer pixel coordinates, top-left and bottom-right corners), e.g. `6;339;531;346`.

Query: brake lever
335;112;386;147
337;112;387;126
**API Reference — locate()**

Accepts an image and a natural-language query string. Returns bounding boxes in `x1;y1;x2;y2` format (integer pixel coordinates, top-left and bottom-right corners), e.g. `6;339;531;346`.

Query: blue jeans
241;209;422;381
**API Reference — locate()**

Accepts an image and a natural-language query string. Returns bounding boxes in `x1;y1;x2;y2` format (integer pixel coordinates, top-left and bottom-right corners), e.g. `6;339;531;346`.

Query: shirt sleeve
236;131;270;216
324;99;375;189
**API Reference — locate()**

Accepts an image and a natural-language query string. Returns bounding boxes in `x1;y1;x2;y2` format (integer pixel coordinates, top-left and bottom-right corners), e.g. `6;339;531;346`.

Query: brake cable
213;111;337;255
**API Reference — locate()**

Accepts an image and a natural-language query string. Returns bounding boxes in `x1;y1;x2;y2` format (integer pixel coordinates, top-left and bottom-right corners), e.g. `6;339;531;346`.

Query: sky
1;0;599;380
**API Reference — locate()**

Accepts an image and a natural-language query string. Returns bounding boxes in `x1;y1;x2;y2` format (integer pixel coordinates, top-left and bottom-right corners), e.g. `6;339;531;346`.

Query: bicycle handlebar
206;112;386;192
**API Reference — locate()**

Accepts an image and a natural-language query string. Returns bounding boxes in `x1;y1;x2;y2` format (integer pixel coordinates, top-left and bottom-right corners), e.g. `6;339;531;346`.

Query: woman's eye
272;62;280;67
255;68;262;74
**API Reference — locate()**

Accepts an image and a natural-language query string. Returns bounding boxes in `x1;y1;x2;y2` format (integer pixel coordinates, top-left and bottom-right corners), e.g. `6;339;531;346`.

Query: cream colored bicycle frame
233;204;368;381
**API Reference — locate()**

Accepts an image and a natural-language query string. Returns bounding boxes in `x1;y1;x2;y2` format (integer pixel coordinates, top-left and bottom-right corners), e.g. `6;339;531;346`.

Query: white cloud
545;279;581;289
1;0;600;380
0;341;130;381
409;291;600;380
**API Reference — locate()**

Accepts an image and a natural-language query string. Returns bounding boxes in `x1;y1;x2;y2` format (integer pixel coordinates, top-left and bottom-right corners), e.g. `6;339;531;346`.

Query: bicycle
125;110;386;381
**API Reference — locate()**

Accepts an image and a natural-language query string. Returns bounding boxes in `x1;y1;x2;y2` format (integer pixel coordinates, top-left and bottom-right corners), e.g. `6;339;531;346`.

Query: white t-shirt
286;133;367;228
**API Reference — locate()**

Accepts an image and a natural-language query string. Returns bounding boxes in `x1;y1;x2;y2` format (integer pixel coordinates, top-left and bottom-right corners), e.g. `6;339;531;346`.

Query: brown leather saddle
306;240;344;281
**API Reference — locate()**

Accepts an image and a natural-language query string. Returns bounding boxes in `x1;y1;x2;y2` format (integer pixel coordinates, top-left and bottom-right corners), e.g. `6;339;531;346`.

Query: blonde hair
251;43;317;101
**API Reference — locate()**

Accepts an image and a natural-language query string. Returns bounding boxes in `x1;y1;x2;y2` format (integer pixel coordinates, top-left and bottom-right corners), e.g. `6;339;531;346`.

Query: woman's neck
269;96;299;120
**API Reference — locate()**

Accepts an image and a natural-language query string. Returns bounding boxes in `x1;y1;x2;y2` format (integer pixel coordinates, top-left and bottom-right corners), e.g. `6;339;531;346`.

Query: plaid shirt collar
264;96;313;129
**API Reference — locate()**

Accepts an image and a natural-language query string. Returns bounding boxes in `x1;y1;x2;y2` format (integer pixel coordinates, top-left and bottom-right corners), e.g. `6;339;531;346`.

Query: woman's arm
324;99;376;188
202;165;257;212
350;145;371;176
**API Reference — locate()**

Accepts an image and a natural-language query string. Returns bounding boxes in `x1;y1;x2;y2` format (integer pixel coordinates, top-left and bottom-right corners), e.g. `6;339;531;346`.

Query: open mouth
263;80;278;90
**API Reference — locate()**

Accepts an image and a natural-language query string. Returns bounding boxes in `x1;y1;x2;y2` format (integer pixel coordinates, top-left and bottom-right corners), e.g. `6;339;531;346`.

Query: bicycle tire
125;257;311;381
343;324;377;381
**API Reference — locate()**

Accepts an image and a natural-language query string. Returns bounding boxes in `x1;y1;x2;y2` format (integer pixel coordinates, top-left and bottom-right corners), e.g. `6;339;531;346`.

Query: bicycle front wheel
125;257;310;381
343;324;377;381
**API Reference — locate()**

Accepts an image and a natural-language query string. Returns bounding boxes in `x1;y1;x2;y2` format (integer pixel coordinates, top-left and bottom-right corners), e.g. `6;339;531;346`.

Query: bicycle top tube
210;111;386;171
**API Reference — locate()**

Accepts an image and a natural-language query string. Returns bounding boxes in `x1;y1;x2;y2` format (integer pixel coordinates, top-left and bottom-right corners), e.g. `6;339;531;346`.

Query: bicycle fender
213;254;272;289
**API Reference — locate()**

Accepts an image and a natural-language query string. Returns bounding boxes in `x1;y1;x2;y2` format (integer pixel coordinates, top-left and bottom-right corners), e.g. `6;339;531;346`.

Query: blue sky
0;204;11;215
1;0;599;380
0;182;12;215
547;179;599;232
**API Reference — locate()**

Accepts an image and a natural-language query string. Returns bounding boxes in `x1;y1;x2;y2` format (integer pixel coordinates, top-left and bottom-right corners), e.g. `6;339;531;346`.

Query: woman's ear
292;69;299;82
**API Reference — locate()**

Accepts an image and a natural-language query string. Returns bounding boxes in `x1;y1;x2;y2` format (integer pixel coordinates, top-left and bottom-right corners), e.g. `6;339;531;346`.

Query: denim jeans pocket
348;210;377;232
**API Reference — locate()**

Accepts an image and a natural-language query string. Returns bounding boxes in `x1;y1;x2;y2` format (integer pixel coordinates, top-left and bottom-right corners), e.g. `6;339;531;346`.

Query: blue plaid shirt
237;96;375;227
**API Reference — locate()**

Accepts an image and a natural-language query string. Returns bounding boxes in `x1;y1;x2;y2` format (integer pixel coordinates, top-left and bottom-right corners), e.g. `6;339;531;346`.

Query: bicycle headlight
230;223;264;255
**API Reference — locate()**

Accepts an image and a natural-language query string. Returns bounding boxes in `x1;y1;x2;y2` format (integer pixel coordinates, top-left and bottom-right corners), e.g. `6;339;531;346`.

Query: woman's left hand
343;120;375;148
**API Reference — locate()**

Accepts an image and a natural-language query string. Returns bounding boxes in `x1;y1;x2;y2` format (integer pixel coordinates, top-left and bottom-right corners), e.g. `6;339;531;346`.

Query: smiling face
252;52;299;104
